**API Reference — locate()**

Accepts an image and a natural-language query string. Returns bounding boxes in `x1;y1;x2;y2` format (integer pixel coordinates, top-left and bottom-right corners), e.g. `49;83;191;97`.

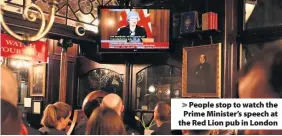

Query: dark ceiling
117;0;217;12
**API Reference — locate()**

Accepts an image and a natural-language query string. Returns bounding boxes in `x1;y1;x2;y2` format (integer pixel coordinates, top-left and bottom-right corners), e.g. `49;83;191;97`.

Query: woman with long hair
39;102;72;135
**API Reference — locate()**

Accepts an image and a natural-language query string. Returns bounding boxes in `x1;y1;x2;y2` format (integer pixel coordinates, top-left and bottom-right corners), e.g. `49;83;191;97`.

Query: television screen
99;7;170;51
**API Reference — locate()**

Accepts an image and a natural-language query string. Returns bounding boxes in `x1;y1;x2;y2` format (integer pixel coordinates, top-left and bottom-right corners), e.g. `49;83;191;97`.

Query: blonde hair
41;102;72;128
85;107;126;135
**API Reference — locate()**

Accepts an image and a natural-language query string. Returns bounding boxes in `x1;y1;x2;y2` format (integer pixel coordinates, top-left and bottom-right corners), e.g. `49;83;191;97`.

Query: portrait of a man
182;44;221;97
117;11;147;38
185;17;192;30
194;54;211;92
180;11;198;33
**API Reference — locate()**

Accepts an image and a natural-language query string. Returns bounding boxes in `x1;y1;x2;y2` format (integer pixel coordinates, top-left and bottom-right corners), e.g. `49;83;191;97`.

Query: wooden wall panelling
46;39;78;106
77;56;127;109
130;58;181;110
222;0;242;98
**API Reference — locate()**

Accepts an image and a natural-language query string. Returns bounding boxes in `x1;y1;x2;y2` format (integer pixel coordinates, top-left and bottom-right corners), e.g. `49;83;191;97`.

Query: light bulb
148;85;155;93
166;89;170;96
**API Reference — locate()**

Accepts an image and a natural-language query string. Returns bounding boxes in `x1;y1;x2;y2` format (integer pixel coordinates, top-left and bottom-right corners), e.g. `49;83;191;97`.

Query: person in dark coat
73;99;100;135
117;11;147;39
151;102;171;135
194;54;211;92
21;111;41;135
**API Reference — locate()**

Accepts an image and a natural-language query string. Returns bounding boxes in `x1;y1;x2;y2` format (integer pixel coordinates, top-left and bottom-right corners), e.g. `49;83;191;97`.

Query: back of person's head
239;45;282;98
1;66;18;107
182;130;212;135
102;93;123;115
85;107;126;135
154;101;171;122
1;99;22;135
83;99;100;118
41;102;72;128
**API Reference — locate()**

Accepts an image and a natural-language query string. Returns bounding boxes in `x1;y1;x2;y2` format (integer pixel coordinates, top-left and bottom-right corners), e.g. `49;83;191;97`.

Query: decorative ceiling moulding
0;0;58;43
1;0;119;36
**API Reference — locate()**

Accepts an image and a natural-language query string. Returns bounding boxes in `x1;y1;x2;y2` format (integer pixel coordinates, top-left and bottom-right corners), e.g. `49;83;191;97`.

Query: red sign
1;33;48;62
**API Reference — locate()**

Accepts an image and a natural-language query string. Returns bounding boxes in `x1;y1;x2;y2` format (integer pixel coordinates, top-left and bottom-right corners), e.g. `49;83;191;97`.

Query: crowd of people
1;44;282;135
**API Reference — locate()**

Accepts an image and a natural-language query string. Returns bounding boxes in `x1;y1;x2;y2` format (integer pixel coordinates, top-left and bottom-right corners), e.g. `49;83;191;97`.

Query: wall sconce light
0;0;59;43
166;89;170;96
245;0;257;22
148;84;156;93
174;89;180;97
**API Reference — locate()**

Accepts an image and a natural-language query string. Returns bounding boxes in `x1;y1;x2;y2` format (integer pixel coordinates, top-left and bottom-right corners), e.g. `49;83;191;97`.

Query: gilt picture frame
182;43;221;97
30;63;46;97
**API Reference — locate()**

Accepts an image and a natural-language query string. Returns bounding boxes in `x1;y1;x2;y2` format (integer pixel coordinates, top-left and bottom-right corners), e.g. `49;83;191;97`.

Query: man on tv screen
117;11;147;38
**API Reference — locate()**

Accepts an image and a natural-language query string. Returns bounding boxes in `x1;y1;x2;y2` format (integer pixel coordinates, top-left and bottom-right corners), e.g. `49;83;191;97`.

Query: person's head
102;93;124;115
85;107;126;135
83;99;100;118
185;17;191;27
1;66;18;107
1;99;22;135
127;11;140;27
182;130;212;135
41;102;72;130
153;102;171;124
199;54;207;64
239;45;282;98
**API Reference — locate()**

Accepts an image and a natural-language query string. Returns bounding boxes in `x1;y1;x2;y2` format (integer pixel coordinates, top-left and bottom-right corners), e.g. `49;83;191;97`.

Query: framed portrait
182;43;222;97
30;63;46;97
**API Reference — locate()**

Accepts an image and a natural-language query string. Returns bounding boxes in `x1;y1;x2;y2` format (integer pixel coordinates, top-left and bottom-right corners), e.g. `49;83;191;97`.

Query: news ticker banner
101;42;169;49
171;99;282;130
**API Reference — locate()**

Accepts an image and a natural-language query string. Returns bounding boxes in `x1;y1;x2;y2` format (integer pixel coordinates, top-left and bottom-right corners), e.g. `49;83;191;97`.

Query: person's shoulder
39;127;66;135
74;121;87;135
204;62;210;66
136;25;146;30
118;26;129;31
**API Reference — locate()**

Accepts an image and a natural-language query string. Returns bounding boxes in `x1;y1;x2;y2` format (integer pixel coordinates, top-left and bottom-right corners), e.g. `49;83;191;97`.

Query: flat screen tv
98;6;171;52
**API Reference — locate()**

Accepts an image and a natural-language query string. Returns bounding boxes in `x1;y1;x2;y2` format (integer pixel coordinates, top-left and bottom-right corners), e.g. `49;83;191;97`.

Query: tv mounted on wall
98;6;171;52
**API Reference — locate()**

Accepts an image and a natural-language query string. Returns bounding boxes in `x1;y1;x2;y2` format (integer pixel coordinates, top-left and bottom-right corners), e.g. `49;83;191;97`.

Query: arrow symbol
182;103;187;107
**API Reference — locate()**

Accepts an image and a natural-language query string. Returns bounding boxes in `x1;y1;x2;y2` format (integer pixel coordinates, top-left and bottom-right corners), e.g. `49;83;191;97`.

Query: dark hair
84;99;100;118
187;130;211;135
1;99;22;135
155;101;171;122
239;45;282;97
86;107;126;135
41;102;72;128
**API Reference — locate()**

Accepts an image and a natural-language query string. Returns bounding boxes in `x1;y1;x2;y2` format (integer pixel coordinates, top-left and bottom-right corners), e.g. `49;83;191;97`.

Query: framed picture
30;63;46;97
182;43;222;97
32;101;42;114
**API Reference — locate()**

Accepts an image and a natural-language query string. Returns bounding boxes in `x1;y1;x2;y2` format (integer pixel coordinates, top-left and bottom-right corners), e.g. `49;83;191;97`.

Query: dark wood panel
66;62;76;107
50;59;61;103
46;38;78;104
53;41;78;58
77;56;126;76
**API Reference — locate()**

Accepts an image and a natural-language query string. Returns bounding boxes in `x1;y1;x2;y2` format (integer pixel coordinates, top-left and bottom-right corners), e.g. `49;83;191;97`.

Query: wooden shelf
180;29;221;39
239;25;282;44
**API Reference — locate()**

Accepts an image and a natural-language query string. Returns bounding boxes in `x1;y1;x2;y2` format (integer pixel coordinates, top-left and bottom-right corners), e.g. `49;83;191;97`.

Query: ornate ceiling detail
3;0;119;32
